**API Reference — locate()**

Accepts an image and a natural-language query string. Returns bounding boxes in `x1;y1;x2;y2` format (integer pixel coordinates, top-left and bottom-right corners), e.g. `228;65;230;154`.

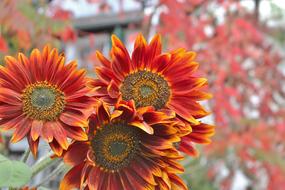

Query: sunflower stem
31;153;60;177
20;148;30;163
35;162;67;187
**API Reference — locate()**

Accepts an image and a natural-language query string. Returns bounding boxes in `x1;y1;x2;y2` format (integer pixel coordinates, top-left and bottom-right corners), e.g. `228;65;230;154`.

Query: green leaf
0;154;12;185
0;154;32;188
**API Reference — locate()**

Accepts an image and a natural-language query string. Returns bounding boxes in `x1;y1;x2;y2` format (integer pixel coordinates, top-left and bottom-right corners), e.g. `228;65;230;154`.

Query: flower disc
121;70;170;109
22;81;65;121
91;122;140;171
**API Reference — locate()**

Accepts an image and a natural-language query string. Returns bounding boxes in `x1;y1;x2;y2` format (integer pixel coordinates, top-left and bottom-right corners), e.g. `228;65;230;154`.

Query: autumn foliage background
1;0;285;189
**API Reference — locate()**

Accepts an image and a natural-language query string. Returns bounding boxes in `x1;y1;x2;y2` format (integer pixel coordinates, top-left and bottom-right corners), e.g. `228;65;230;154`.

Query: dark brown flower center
120;70;170;109
91;122;140;172
22;81;65;121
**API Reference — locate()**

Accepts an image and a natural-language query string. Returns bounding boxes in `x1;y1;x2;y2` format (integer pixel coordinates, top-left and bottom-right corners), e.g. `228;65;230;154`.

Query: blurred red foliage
158;0;285;188
0;36;8;53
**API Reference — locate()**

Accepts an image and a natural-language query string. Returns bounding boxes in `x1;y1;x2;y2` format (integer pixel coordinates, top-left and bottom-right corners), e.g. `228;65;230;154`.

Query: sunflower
60;100;188;190
0;45;93;156
89;34;215;156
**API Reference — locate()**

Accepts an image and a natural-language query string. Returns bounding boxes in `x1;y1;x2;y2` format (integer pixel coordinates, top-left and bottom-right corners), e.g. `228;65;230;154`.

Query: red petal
145;34;162;68
96;51;111;68
170;77;208;93
63;142;89;166
149;54;171;73
60;112;88;127
87;167;103;190
111;46;131;77
132;33;147;70
10;118;31;143
31;120;43;141
5;56;31;85
0;88;22;106
124;168;153;190
179;140;199;157
41;122;54;142
107;80;120;98
63;124;88;141
49;139;63;156
169;96;209;118
51;122;69;150
60;163;85;190
29;49;44;81
130;158;157;185
27;134;39;158
167;102;199;125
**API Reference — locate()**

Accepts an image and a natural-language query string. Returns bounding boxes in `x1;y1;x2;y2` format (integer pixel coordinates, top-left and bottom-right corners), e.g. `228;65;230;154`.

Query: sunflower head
60;100;188;190
0;45;93;156
90;33;215;157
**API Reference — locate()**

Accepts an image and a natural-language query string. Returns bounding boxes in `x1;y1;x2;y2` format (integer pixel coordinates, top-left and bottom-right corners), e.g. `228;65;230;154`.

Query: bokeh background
0;0;285;189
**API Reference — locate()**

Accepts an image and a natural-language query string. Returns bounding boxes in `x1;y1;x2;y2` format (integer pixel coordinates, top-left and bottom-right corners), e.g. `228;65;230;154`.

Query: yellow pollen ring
22;81;65;121
102;133;134;163
91;122;140;172
121;70;170;109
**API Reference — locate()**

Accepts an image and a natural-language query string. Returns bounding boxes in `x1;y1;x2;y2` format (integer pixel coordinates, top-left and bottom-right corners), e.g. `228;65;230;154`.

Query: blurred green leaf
0;154;32;188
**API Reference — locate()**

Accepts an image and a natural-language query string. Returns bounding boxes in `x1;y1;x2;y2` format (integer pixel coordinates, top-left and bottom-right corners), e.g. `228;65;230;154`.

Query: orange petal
129;121;154;134
169;174;188;190
142;111;173;125
110;110;123;121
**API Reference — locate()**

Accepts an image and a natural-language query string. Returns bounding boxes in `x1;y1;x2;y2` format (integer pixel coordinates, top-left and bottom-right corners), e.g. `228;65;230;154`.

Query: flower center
120;71;170;109
91;122;140;171
22;81;65;121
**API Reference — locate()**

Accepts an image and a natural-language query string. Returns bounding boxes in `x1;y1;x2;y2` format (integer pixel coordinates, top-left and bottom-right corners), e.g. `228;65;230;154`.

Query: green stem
31;154;60;177
20;149;30;163
35;162;67;187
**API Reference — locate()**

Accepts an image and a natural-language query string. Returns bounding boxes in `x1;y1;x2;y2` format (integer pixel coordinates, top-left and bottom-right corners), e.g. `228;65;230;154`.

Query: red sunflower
60;100;188;190
0;45;93;156
89;34;215;156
